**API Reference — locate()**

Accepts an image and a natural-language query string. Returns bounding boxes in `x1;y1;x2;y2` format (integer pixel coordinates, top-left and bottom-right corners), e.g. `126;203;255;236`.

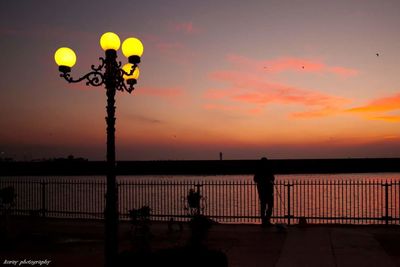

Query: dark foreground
1;218;399;266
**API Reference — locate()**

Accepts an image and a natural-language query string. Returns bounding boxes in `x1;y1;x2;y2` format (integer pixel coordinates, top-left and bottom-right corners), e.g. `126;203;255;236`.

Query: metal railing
0;178;399;225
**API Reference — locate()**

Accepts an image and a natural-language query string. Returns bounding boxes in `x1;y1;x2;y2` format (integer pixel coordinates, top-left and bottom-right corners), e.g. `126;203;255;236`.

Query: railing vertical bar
360;180;363;223
394;181;400;223
342;180;345;224
86;180;89;219
119;180;123;220
253;179;256;223
303;180;305;221
311;180;314;224
318;180;321;224
347;181;353;224
93;180;96;218
242;180;245;223
237;180;240;223
66;178;69;219
228;181;231;222
376;180;379;224
234;181;236;222
161;180;164;220
215;180;218;222
370;180;373;224
321;180;323;223
352;180;355;224
138;180;141;214
294;180;297;221
248;180;251;223
95;180;97;219
31;180;34;216
234;180;238;223
373;179;376;224
221;180;225;223
357;180;360;223
79;179;82;219
333;180;336;223
98;179;100;219
385;181;389;225
348;180;351;224
168;180;171;220
330;180;333;223
170;180;173;221
365;180;368;224
363;180;366;224
232;181;235;222
380;181;383;225
180;181;186;223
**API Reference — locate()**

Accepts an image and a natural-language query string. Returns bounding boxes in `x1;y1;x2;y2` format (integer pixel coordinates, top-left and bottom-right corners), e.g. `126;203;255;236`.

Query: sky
1;0;400;160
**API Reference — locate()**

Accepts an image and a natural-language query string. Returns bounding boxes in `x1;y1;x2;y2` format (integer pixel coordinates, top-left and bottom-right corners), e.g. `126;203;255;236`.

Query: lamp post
54;32;143;267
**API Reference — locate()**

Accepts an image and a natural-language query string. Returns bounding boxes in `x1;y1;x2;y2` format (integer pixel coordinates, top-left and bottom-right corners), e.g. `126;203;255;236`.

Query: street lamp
54;31;143;267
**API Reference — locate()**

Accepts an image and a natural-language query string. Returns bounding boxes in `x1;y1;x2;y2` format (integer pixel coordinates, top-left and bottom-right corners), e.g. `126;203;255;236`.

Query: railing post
286;183;292;225
41;181;47;217
382;182;391;225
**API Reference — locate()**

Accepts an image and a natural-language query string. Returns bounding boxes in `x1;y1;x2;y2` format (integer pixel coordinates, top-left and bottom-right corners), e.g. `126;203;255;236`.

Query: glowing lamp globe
54;47;76;72
122;37;144;64
100;32;121;51
122;63;140;83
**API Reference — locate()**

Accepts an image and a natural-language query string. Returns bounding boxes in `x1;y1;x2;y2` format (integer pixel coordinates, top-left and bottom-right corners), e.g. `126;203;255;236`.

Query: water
1;173;400;224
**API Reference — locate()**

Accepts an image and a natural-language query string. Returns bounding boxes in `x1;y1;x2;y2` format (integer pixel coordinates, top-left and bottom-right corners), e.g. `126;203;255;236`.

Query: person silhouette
254;157;275;226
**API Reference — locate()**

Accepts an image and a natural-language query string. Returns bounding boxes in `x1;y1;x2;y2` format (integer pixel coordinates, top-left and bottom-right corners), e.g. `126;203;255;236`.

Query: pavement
275;226;398;267
1;218;399;266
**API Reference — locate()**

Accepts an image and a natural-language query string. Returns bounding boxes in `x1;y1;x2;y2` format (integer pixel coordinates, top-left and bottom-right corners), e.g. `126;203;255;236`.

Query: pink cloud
155;41;185;52
226;54;359;78
328;66;358;77
169;21;198;34
143;34;198;65
204;70;349;118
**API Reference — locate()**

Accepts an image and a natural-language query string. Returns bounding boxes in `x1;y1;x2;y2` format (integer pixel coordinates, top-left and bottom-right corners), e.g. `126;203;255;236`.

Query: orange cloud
346;93;400;122
372;116;400;122
290;108;340;119
205;70;349;118
203;103;262;115
347;93;400;113
226;54;359;78
136;86;185;99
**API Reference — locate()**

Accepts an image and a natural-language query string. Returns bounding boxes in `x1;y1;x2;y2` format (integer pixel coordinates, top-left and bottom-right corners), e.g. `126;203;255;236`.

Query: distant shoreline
1;158;400;176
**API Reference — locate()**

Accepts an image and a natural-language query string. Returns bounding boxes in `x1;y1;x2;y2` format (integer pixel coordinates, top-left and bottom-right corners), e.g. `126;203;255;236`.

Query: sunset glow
1;0;400;160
